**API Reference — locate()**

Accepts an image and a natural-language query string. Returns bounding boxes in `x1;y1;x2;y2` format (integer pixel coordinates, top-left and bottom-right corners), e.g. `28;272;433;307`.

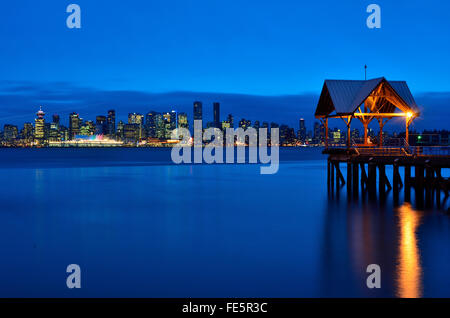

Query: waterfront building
95;115;107;135
128;113;144;139
124;123;140;142
69;112;81;140
34;106;45;143
154;113;165;139
48;122;61;142
107;110;116;136
145;111;158;138
80;120;95;136
117;120;125;140
4;124;18;141
22;123;34;143
194;101;202;121
163;112;177;139
178;112;188;129
299;118;306;143
313;121;320;144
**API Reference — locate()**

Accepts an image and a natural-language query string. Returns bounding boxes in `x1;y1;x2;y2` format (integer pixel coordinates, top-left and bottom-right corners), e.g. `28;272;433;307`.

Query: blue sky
0;0;449;130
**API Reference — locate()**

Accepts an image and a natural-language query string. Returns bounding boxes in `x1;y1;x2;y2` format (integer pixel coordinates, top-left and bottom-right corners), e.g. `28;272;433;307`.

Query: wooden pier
325;148;450;209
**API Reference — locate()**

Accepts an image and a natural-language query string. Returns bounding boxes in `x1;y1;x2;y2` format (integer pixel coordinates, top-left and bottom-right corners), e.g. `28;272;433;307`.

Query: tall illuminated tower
34;106;45;142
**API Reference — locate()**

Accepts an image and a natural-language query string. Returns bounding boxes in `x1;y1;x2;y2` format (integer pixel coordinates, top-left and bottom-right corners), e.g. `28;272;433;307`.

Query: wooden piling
352;162;359;198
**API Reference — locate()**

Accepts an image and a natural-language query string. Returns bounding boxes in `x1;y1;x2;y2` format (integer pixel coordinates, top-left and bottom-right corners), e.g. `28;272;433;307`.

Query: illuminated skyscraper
145;111;158;138
154;114;165;139
178;112;188;129
4;124;18;141
22;123;34;143
117;120;124;140
107;110;116;136
194;101;202;121
128;113;144;139
299;118;306;142
34;106;45;142
95;115;107;135
69;112;81;140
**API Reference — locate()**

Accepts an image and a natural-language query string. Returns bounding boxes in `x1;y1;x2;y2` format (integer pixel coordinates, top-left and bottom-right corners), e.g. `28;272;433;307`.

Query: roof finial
364;65;367;80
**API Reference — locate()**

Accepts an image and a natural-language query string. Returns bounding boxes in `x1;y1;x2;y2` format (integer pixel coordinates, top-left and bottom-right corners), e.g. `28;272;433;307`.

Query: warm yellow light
406;112;414;119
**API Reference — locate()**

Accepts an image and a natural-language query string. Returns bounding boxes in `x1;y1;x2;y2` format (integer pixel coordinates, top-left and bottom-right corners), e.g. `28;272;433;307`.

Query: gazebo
314;77;420;148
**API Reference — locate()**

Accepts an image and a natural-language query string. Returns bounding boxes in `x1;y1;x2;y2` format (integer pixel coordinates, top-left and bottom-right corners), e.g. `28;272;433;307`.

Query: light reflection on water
396;203;423;298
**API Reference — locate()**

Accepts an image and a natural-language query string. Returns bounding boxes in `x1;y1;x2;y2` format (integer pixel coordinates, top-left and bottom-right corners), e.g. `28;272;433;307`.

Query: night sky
1;0;449;131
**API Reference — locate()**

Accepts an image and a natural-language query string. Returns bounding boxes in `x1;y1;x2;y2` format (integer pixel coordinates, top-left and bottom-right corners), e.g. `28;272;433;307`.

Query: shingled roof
315;77;419;118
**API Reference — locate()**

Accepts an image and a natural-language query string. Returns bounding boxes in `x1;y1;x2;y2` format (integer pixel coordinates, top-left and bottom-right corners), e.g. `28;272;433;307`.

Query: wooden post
325;118;329;149
352;162;359;198
393;162;400;191
360;163;368;192
378;165;386;198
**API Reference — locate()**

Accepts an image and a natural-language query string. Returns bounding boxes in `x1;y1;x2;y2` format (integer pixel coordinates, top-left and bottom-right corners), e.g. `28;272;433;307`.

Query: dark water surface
0;148;449;297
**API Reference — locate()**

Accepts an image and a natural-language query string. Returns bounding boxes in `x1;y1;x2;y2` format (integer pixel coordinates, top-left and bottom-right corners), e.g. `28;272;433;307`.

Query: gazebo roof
315;77;419;118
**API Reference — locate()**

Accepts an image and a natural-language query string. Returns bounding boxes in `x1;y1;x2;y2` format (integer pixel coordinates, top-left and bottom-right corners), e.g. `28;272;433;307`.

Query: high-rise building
96;115;107;135
154;113;165;139
178;112;188;129
128;113;144;139
299;118;306;142
213;102;220;128
80;120;95;136
194;101;202;122
22;123;34;143
4;124;18;141
145;111;158;138
227;114;234;128
163;112;177;139
117;120;125;140
124;124;139;142
128;113;143;124
313;121;320;144
107;110;116;136
34;106;45;142
69;112;81;140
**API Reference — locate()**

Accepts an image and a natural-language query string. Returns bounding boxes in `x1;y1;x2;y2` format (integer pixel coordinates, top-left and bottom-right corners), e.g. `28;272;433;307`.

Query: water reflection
396;203;423;298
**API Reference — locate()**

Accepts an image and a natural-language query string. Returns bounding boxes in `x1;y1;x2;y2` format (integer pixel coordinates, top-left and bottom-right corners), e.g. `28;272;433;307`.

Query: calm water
0;148;449;298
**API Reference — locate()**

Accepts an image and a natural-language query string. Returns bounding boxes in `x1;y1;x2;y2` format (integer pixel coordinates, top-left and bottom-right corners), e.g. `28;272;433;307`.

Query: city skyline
0;80;449;132
1;101;448;148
